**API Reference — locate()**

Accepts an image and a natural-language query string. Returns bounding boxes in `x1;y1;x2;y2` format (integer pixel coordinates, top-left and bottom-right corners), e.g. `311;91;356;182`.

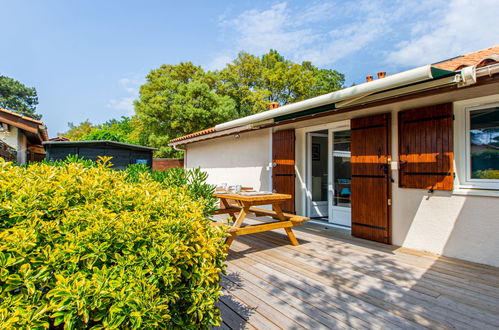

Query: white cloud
213;0;498;73
107;76;143;115
386;0;499;66
214;1;406;67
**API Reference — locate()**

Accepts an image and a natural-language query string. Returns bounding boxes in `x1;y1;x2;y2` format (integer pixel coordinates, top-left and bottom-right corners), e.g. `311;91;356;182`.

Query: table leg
224;202;250;249
221;198;236;223
273;203;299;246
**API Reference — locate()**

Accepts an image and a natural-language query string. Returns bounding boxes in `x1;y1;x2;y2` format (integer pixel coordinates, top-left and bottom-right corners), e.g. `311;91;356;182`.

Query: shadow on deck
213;215;499;329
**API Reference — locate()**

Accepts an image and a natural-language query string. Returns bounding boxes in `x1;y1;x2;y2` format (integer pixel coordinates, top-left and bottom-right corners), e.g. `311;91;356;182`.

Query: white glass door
328;128;352;227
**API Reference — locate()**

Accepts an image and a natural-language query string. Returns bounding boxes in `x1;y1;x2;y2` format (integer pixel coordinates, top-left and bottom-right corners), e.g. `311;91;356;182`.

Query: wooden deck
213;215;499;329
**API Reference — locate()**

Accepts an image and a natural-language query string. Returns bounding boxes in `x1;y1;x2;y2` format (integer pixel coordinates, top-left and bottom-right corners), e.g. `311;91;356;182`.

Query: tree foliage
135;50;344;157
0;75;41;120
61;117;140;145
134;63;237;157
61;120;98;141
216;50;344;117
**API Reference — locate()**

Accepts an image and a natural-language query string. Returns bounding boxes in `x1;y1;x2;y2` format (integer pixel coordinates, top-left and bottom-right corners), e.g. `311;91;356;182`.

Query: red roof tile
432;45;499;71
170;127;216;142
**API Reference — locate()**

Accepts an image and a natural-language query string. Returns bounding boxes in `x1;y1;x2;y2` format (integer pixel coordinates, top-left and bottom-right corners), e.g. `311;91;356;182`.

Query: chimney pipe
366;75;373;82
377;71;386;79
269;102;279;110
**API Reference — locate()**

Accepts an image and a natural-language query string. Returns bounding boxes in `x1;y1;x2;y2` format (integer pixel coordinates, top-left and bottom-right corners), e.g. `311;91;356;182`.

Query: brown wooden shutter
272;130;295;214
398;103;454;191
351;113;392;244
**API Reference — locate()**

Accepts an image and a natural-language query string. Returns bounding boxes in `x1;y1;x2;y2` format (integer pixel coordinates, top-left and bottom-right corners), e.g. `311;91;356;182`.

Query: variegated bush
0;159;227;329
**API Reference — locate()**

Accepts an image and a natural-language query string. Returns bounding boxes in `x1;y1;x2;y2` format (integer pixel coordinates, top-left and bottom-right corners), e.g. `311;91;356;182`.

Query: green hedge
0;158;227;328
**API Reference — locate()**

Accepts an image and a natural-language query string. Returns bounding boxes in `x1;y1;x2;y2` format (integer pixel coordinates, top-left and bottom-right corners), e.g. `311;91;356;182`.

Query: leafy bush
0;159;227;328
472;169;499;179
126;164;217;215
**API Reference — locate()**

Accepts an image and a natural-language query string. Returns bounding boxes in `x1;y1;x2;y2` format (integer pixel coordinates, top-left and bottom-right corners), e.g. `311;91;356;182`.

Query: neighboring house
43;140;157;170
170;45;499;267
0;108;49;163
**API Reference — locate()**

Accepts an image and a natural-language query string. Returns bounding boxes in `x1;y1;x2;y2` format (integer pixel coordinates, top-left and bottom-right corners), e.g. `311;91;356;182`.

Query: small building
169;45;499;267
43;140;156;170
0;108;49;163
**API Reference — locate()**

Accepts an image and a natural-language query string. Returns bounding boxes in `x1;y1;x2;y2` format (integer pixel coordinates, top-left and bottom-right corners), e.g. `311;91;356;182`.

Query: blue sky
2;0;498;135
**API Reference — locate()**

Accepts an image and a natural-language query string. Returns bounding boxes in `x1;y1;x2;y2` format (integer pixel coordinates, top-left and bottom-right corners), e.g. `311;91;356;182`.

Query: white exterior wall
0;126;20;150
183;84;499;267
185;129;272;192
291;84;499;267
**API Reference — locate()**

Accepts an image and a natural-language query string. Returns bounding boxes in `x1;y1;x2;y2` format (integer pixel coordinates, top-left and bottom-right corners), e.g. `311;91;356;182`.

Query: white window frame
454;94;499;191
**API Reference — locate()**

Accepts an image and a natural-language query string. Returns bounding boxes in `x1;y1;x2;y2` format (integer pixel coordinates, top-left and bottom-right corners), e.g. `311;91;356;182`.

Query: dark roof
42;140;157;151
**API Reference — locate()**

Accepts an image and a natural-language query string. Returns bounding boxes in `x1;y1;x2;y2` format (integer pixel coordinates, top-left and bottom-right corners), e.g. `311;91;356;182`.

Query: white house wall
0;126;20;150
184;83;499;267
185;128;272;193
291;84;499;267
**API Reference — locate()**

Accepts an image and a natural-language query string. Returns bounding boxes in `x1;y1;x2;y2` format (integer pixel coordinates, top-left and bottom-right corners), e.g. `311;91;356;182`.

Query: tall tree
0;75;41;119
216;50;344;116
60;120;98;141
135;63;237;157
133;50;345;157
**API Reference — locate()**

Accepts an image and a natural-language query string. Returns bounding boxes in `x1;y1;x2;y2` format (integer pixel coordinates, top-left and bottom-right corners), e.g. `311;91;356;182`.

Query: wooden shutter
272;130;295;213
351;113;392;244
398;103;453;190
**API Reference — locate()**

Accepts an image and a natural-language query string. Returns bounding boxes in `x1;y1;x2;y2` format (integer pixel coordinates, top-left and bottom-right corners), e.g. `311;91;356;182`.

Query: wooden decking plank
295;224;499;283
248;259;427;330
218;295;281;330
254;230;499;308
244;233;499;328
231;245;438;329
256;226;499;296
214;214;499;329
231;252;404;330
234;235;498;329
225;263;347;329
215;300;256;330
229;257;369;330
221;273;304;329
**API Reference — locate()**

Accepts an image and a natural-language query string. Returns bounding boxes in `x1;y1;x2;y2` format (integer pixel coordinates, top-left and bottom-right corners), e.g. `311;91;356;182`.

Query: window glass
470;107;499;179
332;130;351;207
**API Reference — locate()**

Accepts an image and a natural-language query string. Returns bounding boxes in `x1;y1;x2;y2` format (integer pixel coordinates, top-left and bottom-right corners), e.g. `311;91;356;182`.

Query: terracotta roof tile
170;127;216;142
432;45;499;71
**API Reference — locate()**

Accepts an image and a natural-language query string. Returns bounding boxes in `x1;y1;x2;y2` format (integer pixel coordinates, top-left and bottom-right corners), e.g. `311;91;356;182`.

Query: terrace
213;215;499;329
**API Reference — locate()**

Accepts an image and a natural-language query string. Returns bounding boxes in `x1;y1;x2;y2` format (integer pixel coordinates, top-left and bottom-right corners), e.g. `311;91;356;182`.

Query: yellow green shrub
0;159;227;329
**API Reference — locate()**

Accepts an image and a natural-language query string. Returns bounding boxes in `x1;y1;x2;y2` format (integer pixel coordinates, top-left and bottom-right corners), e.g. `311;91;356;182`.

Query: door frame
328;123;352;227
303;120;351;227
306;132;328;218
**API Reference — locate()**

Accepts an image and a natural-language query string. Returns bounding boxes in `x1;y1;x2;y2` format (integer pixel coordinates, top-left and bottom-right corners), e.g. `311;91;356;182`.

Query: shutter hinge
388;198;392;206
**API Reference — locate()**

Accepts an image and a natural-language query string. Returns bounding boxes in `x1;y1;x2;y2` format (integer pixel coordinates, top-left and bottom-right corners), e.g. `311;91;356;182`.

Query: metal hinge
388;198;392;206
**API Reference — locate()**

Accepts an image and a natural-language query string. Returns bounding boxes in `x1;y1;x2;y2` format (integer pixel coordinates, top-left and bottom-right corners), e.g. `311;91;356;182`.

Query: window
455;95;499;191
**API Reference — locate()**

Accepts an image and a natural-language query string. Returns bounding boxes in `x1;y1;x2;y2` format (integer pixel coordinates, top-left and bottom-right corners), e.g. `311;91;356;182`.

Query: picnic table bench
211;192;309;249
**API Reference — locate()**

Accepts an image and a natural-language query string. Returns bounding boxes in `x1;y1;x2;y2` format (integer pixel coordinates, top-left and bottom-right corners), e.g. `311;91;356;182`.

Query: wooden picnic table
212;192;309;249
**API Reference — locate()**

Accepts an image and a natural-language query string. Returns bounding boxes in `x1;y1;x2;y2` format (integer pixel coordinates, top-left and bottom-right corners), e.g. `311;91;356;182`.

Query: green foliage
125;164;217;214
215;50;345;117
0;75;40;120
61;117;140;145
134;50;345;157
134;62;237;157
61;120;98;141
0;159;227;328
473;169;499;179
